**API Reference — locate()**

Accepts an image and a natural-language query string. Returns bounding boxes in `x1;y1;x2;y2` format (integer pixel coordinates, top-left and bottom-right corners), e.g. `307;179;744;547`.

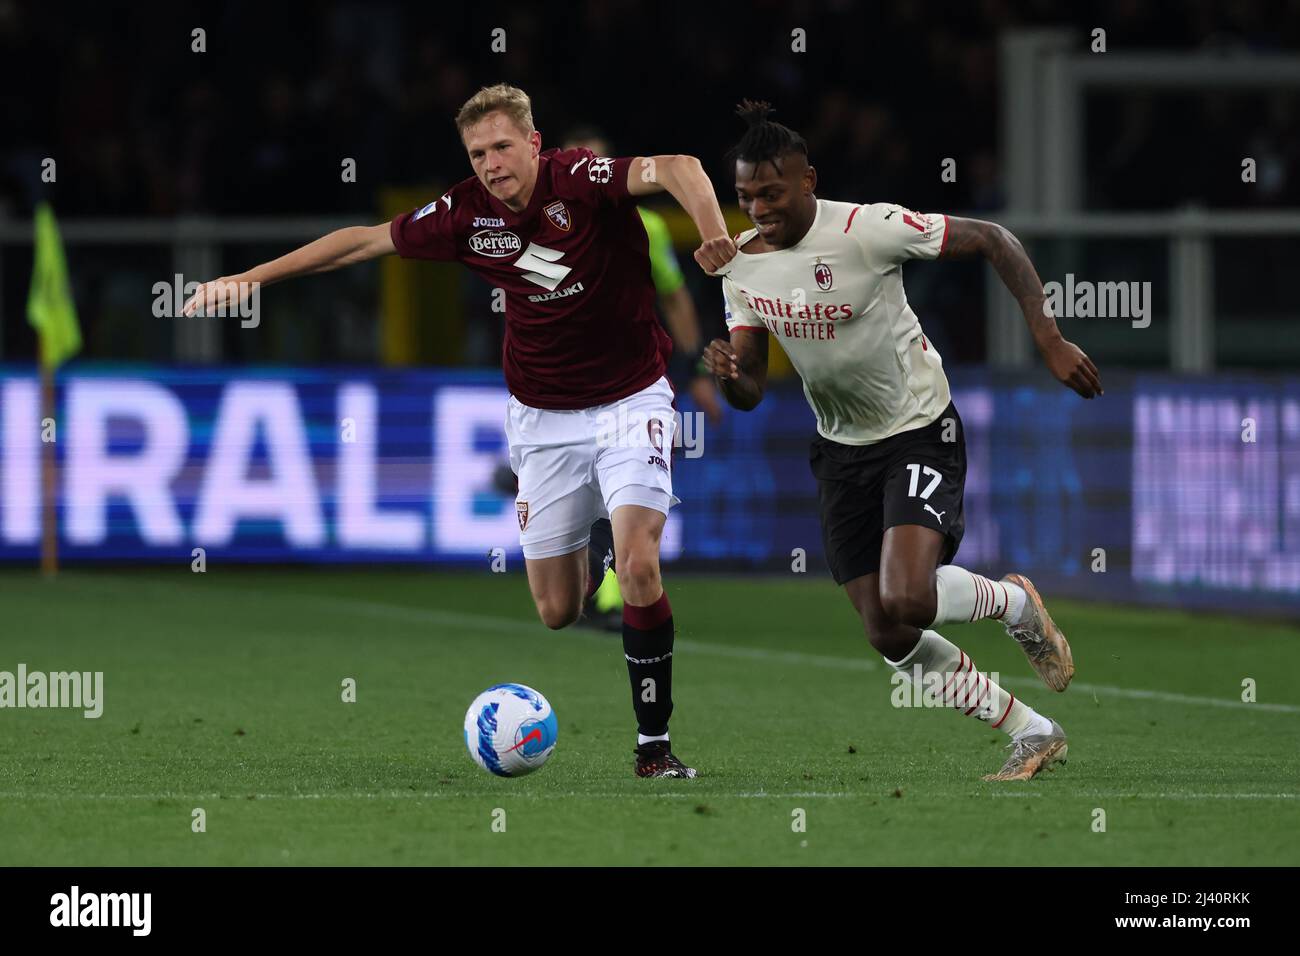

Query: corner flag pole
40;363;57;577
26;203;82;578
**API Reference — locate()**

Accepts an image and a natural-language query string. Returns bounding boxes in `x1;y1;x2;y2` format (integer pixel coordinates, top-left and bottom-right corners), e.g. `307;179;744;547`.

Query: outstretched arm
627;155;736;274
703;329;768;411
182;223;395;316
940;215;1103;399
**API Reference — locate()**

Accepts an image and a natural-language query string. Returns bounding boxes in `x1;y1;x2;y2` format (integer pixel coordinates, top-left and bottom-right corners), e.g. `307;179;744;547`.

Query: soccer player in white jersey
704;102;1104;781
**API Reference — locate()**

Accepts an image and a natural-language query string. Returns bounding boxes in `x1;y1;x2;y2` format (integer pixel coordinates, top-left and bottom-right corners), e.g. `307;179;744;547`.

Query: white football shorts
506;376;680;559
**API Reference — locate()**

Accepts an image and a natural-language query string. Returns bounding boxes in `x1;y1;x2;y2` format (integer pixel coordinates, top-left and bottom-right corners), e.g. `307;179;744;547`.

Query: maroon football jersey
390;147;672;410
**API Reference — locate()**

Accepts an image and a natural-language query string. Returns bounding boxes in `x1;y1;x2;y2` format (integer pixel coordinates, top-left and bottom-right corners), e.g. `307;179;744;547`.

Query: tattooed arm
940;216;1103;399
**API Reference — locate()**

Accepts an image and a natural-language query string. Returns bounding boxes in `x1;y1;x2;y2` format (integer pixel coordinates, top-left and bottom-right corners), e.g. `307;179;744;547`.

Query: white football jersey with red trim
722;198;951;444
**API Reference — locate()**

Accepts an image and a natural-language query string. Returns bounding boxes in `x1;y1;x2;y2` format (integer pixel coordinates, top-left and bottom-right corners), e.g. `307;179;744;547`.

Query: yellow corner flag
26;202;81;368
27;201;80;577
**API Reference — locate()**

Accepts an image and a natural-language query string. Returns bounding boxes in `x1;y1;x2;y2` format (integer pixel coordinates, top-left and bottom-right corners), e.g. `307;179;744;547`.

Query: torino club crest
544;201;571;232
814;260;833;291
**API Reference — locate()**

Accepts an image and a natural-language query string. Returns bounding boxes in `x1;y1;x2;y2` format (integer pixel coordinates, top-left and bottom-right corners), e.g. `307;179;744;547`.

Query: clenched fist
694;236;738;276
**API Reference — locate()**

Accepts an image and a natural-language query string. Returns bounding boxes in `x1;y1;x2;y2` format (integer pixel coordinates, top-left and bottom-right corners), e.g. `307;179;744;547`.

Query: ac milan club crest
814;260;833;292
516;500;529;531
544;201;571;232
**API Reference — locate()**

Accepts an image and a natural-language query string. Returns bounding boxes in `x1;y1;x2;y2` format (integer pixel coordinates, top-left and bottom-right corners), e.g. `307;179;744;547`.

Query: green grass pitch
1;568;1296;866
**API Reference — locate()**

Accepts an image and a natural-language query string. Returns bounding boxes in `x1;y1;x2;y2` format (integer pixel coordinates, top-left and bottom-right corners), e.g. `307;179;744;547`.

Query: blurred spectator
2;0;1297;368
2;0;1295;218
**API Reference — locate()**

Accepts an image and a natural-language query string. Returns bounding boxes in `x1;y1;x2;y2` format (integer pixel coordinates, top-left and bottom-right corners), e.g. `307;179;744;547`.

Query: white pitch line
0;790;856;801
988;792;1300;801
273;588;1300;714
674;639;877;672
84;575;879;670
0;790;1293;802
1002;678;1300;714
75;575;1300;715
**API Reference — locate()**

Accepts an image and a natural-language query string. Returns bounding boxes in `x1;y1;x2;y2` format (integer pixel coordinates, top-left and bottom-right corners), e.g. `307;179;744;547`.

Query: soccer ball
463;683;558;777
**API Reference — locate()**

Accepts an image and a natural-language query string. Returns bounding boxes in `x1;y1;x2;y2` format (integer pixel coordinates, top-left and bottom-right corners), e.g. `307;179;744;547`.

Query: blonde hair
455;83;535;137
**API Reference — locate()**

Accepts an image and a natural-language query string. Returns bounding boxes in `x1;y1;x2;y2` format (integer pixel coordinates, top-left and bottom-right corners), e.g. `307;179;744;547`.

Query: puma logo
924;503;945;524
884;209;897;220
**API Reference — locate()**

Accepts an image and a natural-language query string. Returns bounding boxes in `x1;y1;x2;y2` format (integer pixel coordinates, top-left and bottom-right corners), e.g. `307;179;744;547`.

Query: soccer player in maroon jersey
184;84;737;778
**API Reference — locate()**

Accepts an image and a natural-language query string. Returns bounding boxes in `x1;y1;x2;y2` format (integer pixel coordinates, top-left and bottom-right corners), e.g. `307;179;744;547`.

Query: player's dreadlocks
726;99;808;176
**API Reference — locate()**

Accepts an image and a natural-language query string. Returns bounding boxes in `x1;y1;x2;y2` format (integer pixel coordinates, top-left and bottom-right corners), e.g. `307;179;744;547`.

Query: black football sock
585;518;614;601
622;590;674;736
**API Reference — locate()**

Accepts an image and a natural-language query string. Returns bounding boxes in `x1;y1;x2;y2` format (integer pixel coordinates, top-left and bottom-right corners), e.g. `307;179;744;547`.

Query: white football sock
638;732;669;745
885;629;1036;737
931;565;1028;627
1004;584;1028;626
1013;712;1054;740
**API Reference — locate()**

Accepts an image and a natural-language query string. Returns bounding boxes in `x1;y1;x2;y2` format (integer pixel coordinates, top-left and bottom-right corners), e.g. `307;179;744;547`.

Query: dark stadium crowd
1;0;1297;218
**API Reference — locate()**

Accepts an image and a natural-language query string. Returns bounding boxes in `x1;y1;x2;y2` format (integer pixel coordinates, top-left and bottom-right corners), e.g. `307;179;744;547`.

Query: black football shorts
810;401;967;584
